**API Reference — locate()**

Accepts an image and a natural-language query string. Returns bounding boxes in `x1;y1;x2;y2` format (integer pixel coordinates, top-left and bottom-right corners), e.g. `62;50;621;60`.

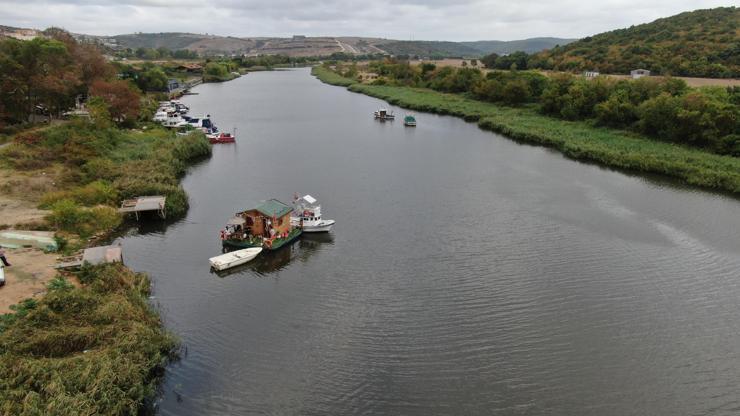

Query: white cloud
0;0;732;40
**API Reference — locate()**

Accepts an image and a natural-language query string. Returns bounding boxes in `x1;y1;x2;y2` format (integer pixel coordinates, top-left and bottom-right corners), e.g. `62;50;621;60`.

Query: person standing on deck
0;246;10;267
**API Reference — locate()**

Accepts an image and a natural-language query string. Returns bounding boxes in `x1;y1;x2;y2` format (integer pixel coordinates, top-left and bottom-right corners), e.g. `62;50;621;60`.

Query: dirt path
0;247;59;313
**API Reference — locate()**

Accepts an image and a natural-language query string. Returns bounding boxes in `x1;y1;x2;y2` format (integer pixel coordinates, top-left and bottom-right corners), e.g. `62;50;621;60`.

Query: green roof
252;199;292;218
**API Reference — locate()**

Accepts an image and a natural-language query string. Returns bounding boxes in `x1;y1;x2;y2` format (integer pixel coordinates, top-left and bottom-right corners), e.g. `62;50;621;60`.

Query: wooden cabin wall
273;214;291;234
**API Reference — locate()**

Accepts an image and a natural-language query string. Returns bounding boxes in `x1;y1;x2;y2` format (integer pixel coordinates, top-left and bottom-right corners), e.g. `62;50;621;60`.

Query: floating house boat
403;115;417;126
221;199;302;251
374;108;395;121
291;194;335;233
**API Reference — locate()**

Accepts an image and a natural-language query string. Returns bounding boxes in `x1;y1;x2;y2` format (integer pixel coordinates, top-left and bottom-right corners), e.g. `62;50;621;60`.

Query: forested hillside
462;37;576;54
531;7;739;78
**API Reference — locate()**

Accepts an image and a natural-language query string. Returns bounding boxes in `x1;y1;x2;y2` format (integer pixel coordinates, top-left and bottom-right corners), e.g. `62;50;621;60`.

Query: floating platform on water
119;196;166;220
55;245;123;270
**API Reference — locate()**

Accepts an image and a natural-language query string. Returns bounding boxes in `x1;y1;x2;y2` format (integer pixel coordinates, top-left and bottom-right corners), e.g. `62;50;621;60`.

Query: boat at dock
221;199;303;251
291;194;335;233
207;129;236;144
374;108;395;121
209;247;262;271
404;115;417;126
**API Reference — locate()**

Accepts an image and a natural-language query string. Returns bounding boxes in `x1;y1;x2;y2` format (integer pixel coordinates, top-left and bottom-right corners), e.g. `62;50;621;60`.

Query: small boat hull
222;228;302;251
208;133;236;144
302;220;335;233
209;247;262;270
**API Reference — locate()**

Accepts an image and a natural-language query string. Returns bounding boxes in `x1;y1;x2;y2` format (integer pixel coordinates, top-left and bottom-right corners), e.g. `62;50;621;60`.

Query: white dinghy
209;247;263;271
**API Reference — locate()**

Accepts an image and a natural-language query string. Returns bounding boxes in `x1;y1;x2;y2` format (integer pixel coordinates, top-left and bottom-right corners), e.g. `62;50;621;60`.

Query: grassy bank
312;66;740;194
0;121;211;242
311;66;357;87
0;263;177;415
0;123;205;412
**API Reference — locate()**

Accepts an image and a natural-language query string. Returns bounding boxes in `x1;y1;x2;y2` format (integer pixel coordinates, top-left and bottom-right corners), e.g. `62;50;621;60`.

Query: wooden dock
119;196;166;220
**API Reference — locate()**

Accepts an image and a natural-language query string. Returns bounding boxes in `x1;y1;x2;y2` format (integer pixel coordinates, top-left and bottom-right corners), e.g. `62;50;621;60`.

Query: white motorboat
153;110;169;122
374;108;395;121
186;115;215;132
209;247;262;271
291;194;335;233
162;113;190;128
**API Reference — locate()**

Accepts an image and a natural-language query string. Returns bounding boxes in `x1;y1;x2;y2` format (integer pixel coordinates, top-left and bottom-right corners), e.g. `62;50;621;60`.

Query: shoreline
0;121;212;412
312;66;740;196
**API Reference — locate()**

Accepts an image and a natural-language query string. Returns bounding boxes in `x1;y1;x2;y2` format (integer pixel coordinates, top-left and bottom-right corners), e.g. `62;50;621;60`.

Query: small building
167;79;180;92
176;63;203;73
237;199;293;239
583;71;600;78
630;69;651;79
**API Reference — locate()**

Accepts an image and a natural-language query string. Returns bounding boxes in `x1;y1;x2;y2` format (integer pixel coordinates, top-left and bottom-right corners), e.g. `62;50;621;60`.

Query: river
120;68;740;415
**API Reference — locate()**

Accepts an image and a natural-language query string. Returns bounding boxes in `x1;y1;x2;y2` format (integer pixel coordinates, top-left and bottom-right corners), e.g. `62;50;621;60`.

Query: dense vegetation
530;7;740;77
114;46;199;60
0;263;178;415
202;60;239;82
0;29;134;125
313;65;740;193
1;122;211;240
350;59;740;155
461;38;576;55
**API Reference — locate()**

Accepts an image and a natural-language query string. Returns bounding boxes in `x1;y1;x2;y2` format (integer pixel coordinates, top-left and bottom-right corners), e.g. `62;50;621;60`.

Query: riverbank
0;263;178;415
312;66;740;194
0;121;210;412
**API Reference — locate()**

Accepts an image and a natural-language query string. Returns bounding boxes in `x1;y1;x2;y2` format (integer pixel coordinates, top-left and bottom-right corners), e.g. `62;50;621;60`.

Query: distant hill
373;40;483;57
462;37;576;54
531;7;740;78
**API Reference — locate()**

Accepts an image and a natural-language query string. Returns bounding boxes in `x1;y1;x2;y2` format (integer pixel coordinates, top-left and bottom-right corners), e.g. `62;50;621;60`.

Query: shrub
40;180;119;208
46;199;121;238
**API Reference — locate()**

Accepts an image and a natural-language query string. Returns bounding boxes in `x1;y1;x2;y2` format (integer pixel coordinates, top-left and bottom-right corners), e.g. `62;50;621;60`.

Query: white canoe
0;264;5;286
209;247;262;271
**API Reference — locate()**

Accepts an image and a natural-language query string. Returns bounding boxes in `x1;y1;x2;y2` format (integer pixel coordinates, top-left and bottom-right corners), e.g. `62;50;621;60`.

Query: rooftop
251;199;292;218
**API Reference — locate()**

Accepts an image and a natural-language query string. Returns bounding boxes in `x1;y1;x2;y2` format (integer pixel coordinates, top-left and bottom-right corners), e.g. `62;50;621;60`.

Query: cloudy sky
0;0;732;40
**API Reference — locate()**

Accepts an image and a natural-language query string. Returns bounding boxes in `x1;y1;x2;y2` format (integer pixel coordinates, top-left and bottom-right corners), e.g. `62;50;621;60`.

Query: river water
120;68;740;415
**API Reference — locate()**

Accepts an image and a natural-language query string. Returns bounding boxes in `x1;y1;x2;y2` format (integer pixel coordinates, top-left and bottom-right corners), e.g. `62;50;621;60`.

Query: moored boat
374;108;395;121
291;194;335;233
209;247;262;271
404;115;417;126
207;128;236;144
220;199;302;251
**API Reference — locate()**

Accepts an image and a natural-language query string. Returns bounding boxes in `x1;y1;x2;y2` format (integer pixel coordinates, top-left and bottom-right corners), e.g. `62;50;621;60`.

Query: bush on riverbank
0;263;178;415
345;83;740;193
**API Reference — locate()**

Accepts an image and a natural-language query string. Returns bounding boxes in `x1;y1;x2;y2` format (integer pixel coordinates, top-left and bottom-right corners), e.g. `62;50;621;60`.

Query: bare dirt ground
0;165;65;313
0;247;59;313
0;167;58;228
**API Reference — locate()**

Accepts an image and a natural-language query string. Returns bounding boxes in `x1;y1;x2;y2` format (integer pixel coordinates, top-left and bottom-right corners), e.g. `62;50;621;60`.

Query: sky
0;0;733;40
